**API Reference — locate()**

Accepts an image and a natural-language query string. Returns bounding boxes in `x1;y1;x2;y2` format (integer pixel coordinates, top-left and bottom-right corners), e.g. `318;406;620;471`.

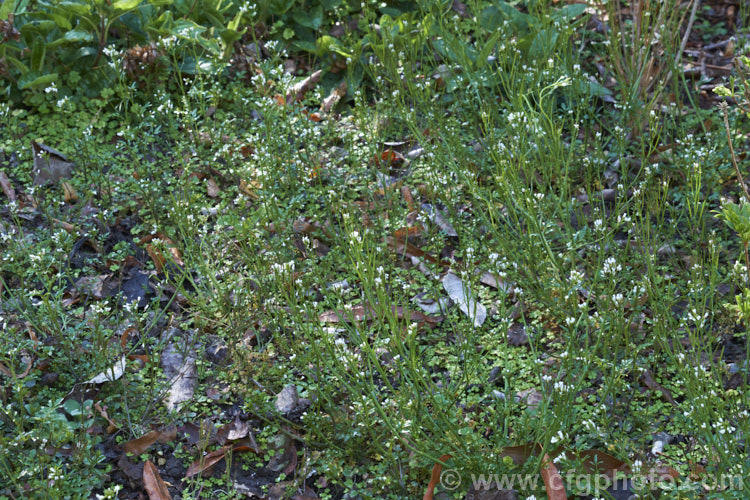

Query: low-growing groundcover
1;0;749;498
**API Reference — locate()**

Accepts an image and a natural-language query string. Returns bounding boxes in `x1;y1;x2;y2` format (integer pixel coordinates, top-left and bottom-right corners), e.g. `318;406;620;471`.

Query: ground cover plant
1;0;749;498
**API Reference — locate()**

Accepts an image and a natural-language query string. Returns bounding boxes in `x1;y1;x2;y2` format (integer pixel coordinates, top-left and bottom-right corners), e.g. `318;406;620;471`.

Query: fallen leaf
318;304;442;326
640;369;677;405
386;235;447;266
73;274;111;299
85;357;127;384
442;272;486;327
393;226;424;239
62;181;78;203
0;170;16;201
321;80;347;113
286;69;323;104
186;445;231;478
421;203;458;236
32;141;75;185
479;271;513;293
145;245;166;272
540;453;567;499
423;454;452;500
143;460;172;500
206;177;220;198
94;402;119;431
575;449;631;476
161;330;197;411
123;427;177;456
216;415;250;445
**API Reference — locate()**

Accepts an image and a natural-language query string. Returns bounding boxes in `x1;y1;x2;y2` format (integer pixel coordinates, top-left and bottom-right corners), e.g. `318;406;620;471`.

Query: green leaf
179;56;215;75
0;0;16;19
57;0;91;16
46;28;94;49
477;29;503;68
265;0;293;16
529;27;558;60
20;19;57;38
47;13;72;30
556;3;586;20
112;0;143;12
5;55;29;74
293;5;323;30
170;19;206;40
18;71;58;89
31;37;46;72
219;27;243;49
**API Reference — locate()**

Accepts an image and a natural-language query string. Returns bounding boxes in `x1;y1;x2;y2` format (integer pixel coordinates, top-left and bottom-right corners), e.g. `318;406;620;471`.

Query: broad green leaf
31;37;46;71
556;3;586;20
529;27;558;60
179;56;215;75
46;28;94;48
226;10;241;31
47;13;72;30
585;80;612;97
18;71;57;89
5;55;29;74
113;0;143;12
479;5;504;31
20;19;57;38
293;5;322;30
57;0;91;16
265;0;293;16
292;40;317;53
170;19;206;40
220;27;243;52
477;29;503;68
64;28;94;42
0;0;16;19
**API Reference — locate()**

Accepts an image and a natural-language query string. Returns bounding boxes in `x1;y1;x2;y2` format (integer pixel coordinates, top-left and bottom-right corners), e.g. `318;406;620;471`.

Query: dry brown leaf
321;80;347;114
541;453;567;499
94;401;119;431
286;70;323;104
386;235;447;266
0;171;16;201
52;218;77;232
32;141;75;185
143;460;172;500
423;454;452;500
319;304;442;326
62;181;78;203
575;449;631;476
186;445;232;478
401;185;415;211
206;177;220;198
393;226;424;239
123;427;177;456
145;244;166;273
239;179;260;200
640;369;677;405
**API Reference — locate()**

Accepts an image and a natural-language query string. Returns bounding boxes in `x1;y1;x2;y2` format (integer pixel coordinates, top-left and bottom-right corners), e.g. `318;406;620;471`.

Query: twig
674;0;700;70
720;101;750;202
651;0;701;106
